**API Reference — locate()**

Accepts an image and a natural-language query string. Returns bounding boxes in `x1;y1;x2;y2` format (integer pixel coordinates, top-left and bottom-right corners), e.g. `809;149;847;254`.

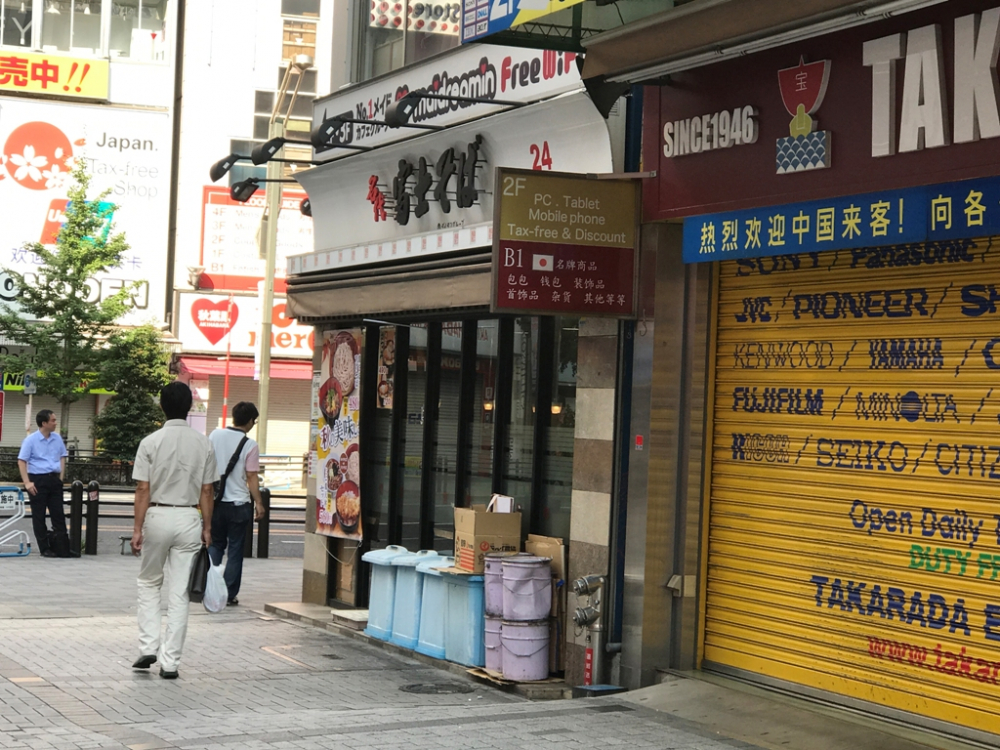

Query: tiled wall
565;316;618;685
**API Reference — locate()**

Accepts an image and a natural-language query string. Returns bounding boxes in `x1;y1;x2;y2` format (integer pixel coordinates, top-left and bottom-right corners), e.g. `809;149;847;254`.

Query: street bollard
85;481;99;555
69;481;84;557
243;504;254;559
256;488;270;559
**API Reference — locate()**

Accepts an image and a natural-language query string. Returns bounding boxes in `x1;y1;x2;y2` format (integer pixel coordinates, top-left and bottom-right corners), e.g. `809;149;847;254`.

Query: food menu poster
315;329;362;540
377;328;396;409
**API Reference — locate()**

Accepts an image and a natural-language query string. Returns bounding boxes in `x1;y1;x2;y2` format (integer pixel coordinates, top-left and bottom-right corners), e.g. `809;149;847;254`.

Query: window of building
356;314;581;566
4;0;171;61
353;0;459;82
1;1;34;48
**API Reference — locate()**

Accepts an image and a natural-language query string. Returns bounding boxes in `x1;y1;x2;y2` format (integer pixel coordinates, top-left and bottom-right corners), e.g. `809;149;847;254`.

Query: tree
0;160;140;435
91;325;172;459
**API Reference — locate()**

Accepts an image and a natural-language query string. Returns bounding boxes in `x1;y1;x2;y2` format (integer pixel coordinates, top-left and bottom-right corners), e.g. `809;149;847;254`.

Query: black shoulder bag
214;432;250;503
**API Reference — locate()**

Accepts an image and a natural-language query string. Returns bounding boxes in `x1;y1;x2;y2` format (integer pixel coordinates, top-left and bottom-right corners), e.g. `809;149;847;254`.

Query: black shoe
227;598;239;606
41;550;57;558
132;654;157;669
159;669;178;679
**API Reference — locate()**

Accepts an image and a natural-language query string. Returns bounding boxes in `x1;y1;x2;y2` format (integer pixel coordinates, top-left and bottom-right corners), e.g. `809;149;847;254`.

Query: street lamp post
256;54;313;454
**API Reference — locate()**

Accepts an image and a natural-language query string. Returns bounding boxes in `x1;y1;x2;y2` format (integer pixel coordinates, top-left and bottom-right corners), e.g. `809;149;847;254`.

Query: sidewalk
0;554;982;750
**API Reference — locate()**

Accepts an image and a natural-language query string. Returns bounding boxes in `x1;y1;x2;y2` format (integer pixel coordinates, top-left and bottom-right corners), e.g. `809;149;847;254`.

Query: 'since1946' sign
491;168;639;317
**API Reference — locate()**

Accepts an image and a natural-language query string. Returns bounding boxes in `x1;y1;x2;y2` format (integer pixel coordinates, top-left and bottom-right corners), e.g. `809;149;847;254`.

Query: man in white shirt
130;382;218;679
208;401;264;606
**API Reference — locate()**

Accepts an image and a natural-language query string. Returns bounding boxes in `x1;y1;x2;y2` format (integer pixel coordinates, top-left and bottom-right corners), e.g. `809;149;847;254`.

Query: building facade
0;0;177;448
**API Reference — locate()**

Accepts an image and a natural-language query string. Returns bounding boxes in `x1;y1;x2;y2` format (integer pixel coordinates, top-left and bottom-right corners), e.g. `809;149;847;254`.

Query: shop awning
581;0;923;81
178;356;312;380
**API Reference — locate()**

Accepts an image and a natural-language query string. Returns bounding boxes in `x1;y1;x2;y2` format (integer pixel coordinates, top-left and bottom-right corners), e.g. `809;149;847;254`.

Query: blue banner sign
682;176;1000;263
461;0;585;44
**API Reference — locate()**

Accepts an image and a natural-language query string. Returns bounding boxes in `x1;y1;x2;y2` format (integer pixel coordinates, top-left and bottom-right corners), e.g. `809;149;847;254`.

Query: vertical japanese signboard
492;168;639;317
315;329;362;540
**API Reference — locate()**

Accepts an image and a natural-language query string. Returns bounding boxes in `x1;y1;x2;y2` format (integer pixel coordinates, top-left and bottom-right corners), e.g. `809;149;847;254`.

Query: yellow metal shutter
705;241;1000;738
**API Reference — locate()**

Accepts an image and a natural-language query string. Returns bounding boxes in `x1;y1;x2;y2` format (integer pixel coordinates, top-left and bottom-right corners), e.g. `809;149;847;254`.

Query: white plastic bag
203;563;228;613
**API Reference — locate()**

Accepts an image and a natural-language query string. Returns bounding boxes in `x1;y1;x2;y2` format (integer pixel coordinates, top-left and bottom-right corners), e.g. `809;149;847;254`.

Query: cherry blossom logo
0;121;76;190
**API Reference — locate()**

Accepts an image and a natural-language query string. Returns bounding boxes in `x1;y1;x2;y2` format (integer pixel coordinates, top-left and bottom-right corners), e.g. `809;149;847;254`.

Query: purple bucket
501;555;551;622
485;616;502;673
485;552;518;616
500;619;549;681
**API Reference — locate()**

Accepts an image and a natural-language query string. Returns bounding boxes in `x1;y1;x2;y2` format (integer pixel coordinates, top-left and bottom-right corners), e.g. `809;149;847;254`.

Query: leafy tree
91;325;172;459
0;160;140;435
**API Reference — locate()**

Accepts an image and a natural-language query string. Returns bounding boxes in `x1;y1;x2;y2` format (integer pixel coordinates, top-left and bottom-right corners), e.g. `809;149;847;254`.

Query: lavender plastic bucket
500;619;549;681
484;552;518;616
485;615;503;673
501;555;551;622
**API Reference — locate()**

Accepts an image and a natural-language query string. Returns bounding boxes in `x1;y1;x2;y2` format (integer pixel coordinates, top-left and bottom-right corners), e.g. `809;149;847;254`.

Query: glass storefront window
539;317;578;541
364;325;395;548
353;0;459;81
400;324;426;549
503;317;538;527
432;321;462;551
463;320;498;505
1;1;33;47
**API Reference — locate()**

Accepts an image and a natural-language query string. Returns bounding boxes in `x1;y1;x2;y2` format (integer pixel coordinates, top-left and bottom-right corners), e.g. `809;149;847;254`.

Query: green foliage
0;160;140;435
91;324;171;460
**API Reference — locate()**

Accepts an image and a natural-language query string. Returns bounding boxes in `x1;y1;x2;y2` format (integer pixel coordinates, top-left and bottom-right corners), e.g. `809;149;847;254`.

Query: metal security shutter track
704;239;1000;739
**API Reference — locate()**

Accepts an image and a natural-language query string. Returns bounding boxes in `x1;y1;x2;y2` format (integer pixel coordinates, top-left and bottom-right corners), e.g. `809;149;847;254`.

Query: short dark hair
36;409;55;428
232;401;259;427
160;381;193;420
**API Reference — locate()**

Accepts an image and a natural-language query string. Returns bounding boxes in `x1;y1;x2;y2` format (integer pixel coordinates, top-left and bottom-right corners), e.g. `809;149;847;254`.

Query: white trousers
136;506;202;671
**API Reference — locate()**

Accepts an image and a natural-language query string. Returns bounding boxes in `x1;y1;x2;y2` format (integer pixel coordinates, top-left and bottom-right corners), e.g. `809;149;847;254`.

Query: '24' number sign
530;141;552;171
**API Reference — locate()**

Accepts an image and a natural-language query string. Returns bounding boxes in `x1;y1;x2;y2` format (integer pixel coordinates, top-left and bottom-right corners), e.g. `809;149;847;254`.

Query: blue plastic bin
415;555;455;659
390;550;440;649
361;545;408;641
443;570;486;667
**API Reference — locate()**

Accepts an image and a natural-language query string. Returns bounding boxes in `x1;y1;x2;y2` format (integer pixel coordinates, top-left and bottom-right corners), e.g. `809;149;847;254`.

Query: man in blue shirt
18;410;69;557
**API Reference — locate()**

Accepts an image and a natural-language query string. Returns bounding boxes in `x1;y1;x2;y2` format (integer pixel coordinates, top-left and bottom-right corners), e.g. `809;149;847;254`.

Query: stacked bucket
484;553;552;681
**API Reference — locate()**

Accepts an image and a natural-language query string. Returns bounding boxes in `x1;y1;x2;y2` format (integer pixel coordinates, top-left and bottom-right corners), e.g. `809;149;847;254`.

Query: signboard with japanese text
377;328;395;409
311;44;583;161
175;291;314;359
684;176;1000;263
315;329;362;540
0;97;171;324
492;168;639;316
291;91;613;275
0;52;109;100
199;186;312;292
643;0;1000;223
460;0;586;44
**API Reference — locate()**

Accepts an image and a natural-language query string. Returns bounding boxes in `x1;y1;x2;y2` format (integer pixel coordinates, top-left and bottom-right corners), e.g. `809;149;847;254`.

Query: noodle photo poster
315;329;363;540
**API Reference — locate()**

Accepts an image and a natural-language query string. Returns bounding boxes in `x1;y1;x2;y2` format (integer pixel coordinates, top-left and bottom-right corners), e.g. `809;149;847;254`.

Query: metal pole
84;481;99;555
256;120;283;454
222;293;234;424
69;480;83;557
256;487;270;559
243;505;254;558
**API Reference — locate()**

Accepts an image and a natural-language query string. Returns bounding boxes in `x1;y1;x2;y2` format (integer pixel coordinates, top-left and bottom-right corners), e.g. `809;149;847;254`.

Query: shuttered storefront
206;375;311;459
704;240;1000;738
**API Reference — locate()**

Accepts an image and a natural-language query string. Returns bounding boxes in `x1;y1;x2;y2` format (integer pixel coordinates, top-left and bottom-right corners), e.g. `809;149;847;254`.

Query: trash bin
390;550;440;649
443;569;486;667
361;545;409;641
415;555;454;659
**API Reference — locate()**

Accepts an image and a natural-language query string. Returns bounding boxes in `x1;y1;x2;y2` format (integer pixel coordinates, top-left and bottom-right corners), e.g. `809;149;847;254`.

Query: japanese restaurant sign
684;175;1000;263
492;168;639;317
0;52;109;100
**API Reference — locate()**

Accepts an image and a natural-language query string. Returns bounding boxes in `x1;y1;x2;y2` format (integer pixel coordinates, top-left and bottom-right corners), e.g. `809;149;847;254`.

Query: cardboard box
526;534;565;618
454;506;521;573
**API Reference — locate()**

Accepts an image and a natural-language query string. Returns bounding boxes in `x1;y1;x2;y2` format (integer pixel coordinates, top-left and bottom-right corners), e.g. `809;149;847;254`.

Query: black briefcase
188;545;210;603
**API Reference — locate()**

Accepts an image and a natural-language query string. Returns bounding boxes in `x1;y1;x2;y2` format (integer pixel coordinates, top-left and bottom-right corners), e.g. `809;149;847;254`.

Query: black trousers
28;473;66;552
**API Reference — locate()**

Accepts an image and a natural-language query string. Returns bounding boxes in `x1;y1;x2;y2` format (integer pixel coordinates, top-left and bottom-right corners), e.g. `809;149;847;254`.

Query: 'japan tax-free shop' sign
492;168;639;317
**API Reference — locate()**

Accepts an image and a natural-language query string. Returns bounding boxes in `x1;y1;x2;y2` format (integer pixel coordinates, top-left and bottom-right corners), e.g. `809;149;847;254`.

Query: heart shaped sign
192;299;238;346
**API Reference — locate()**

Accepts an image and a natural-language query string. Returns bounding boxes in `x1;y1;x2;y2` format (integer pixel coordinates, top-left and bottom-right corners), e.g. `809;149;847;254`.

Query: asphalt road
0;489;305;559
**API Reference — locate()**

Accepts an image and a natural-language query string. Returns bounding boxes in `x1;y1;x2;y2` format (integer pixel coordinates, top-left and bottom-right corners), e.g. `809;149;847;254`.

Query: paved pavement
0;555;954;750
